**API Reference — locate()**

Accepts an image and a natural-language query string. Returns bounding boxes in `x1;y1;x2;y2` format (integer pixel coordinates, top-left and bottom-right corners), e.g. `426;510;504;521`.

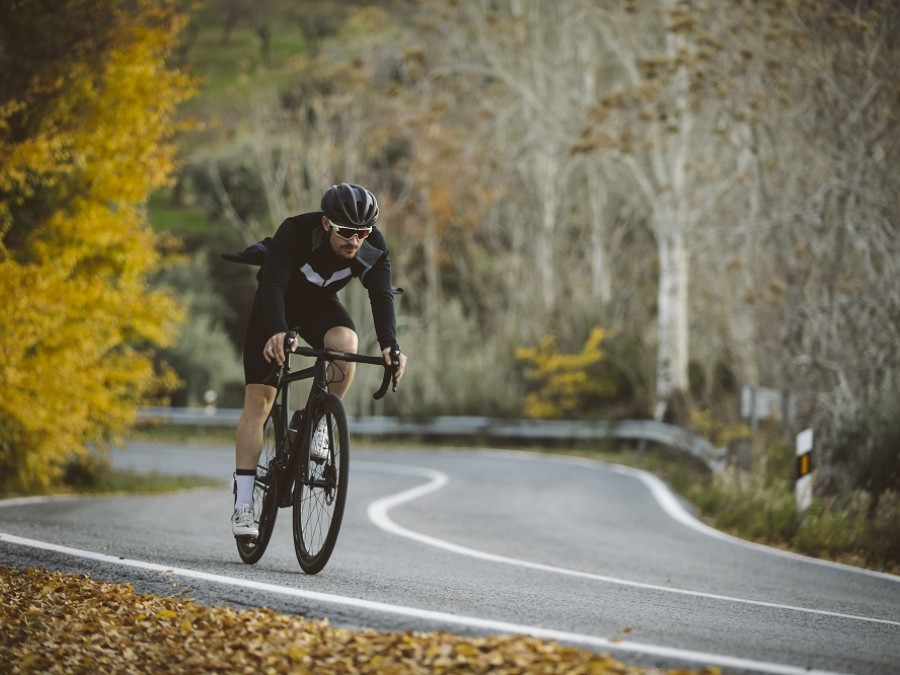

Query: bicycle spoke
298;415;339;554
293;396;349;574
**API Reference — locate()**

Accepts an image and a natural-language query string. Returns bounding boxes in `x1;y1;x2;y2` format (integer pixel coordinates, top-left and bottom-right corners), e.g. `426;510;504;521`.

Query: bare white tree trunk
585;161;612;304
653;210;690;419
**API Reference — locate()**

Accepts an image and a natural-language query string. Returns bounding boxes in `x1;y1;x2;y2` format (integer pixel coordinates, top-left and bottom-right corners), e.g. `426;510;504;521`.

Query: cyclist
231;182;407;537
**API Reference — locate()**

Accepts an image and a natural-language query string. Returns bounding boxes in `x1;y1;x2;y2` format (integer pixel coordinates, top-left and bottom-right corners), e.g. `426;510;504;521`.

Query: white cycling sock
233;472;255;507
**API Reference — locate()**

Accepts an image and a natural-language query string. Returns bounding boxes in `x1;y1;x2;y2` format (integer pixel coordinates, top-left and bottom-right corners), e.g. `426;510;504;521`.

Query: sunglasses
330;222;372;240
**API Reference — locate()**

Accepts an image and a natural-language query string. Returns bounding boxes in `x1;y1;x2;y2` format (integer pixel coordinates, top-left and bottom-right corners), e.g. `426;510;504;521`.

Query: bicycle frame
271;355;330;506
269;344;394;507
236;335;397;571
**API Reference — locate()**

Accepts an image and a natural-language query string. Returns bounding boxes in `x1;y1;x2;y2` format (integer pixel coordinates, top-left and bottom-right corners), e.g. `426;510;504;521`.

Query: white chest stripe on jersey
299;263;351;287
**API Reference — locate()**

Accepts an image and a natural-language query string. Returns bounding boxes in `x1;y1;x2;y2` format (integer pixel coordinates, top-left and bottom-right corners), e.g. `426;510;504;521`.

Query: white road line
0;531;843;675
359;459;900;628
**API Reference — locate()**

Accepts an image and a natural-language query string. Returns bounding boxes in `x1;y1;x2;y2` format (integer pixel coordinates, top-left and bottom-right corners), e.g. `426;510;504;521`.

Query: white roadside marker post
795;428;814;511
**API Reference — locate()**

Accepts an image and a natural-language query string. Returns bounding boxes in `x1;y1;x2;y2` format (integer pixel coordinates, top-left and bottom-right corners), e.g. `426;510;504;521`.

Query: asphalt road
1;441;898;674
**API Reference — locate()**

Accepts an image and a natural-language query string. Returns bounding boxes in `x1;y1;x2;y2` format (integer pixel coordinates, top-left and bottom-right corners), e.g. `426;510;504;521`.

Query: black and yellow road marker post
795;428;814;511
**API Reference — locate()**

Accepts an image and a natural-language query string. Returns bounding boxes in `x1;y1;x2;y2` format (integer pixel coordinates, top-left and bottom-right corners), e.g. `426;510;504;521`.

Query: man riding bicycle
230;183;407;537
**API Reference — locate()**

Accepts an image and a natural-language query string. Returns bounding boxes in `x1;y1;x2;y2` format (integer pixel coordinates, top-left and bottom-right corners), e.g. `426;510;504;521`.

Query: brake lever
389;347;401;392
264;330;299;387
284;329;298;353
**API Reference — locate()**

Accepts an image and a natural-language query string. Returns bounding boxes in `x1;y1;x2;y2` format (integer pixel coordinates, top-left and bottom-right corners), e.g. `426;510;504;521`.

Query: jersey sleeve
258;219;296;337
361;234;399;350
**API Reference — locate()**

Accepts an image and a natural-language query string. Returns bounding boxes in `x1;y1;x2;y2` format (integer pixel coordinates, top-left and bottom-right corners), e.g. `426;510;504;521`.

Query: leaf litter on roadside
1;565;719;674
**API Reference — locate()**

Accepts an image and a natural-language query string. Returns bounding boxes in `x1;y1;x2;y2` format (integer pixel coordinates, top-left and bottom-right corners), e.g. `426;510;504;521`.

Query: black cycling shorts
242;290;356;385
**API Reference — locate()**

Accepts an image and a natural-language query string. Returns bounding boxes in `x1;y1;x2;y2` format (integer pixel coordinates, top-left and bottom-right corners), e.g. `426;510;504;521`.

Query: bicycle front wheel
292;393;349;574
236;405;281;564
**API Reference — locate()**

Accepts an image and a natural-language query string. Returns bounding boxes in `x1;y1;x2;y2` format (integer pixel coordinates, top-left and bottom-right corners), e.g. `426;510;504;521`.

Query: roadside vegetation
63;458;222;498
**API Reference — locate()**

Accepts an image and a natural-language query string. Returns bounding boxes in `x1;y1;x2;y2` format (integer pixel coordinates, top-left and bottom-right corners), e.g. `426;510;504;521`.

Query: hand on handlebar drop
382;347;407;384
264;331;297;365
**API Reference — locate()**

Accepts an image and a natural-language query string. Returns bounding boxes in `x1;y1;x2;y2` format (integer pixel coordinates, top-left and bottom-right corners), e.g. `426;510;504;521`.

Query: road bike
236;331;398;574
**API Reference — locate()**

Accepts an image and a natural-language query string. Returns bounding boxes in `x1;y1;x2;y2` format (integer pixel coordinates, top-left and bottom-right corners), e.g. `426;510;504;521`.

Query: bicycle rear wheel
292;393;349;574
236;405;281;564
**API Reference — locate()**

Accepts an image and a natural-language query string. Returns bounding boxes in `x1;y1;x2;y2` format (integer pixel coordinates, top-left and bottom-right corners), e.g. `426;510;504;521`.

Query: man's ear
321;216;330;231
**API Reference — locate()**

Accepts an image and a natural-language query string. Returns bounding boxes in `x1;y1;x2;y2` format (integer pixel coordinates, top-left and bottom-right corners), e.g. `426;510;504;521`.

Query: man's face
322;217;363;259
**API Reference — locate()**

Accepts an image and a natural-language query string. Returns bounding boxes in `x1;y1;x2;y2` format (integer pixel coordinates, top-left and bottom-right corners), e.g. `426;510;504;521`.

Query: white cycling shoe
310;417;330;462
231;504;258;538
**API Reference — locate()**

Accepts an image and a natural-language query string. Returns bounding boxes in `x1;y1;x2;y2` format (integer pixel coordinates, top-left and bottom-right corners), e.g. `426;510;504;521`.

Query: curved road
1;442;898;674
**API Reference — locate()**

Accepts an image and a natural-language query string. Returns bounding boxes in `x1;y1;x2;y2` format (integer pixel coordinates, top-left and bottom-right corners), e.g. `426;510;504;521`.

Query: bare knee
324;326;358;353
323;327;357;398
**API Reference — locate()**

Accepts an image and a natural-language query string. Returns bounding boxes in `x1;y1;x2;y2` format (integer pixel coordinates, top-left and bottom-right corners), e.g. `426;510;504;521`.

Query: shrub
821;375;900;509
697;467;798;544
864;489;900;564
63;453;113;490
515;328;617;420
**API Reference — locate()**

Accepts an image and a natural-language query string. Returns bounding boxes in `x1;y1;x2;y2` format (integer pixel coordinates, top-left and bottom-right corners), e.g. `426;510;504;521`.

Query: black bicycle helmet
320;182;379;228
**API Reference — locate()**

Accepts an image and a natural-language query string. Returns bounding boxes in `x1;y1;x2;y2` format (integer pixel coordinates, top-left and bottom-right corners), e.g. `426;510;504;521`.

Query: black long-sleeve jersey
258;212;398;350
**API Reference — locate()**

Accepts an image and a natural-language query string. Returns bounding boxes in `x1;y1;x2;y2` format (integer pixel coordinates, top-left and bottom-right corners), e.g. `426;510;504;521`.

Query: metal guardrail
139;407;242;427
137;407;726;470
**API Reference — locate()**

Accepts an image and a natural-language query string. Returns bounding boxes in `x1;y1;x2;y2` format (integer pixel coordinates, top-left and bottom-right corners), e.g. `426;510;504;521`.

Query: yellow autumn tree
515;328;617;420
0;0;195;493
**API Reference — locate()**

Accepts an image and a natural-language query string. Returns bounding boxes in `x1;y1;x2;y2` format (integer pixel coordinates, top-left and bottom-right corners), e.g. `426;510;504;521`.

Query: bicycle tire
236;406;281;564
292;393;349;574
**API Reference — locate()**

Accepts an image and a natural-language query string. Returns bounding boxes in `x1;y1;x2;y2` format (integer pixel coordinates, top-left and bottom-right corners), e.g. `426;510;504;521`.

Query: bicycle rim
236;407;280;564
292;394;349;574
